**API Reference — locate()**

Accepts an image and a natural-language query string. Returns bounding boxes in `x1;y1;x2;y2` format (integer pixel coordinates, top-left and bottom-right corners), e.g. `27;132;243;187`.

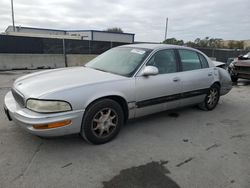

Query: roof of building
6;26;65;33
6;26;135;36
120;43;194;50
68;29;135;36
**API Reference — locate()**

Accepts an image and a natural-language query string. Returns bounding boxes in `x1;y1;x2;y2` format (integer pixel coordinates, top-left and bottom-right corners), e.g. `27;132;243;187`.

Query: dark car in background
228;52;250;82
226;58;236;67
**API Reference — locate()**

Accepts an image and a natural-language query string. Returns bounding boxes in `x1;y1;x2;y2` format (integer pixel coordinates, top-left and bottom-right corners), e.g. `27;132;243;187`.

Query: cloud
1;0;249;42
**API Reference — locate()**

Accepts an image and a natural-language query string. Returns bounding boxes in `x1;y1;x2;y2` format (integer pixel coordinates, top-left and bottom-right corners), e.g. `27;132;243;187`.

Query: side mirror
142;66;159;76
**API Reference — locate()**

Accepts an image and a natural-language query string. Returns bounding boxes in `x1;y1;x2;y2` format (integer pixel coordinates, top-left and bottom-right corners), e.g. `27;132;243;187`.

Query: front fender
40;79;136;111
84;91;129;109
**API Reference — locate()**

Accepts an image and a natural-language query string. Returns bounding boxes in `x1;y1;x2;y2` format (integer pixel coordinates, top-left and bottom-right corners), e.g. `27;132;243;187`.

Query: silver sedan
4;44;232;144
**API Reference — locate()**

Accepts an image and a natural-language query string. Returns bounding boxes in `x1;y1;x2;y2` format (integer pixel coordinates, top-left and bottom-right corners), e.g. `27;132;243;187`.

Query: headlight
26;99;72;113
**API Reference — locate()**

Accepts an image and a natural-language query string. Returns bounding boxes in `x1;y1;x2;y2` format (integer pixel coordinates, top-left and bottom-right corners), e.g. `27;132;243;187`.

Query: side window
198;53;209;68
147;50;177;74
179;50;202;71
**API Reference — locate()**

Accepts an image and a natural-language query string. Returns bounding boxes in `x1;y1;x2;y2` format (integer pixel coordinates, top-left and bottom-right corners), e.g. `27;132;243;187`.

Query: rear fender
216;67;232;95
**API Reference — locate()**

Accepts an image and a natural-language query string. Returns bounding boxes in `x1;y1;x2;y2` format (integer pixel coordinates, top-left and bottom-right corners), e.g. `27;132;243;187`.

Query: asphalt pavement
0;70;249;188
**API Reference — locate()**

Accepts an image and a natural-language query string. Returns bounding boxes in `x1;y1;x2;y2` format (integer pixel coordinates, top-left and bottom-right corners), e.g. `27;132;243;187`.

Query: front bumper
4;91;85;137
231;65;250;79
235;72;250;79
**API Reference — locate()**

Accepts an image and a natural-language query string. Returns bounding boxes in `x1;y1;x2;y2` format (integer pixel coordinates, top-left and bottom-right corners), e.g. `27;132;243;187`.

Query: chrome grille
11;88;25;107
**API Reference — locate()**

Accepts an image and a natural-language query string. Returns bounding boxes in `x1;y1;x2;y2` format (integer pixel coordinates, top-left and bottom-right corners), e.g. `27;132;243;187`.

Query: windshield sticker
131;49;145;55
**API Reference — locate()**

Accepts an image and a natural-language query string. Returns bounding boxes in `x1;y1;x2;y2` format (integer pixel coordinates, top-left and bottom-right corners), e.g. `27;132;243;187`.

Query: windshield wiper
90;67;109;73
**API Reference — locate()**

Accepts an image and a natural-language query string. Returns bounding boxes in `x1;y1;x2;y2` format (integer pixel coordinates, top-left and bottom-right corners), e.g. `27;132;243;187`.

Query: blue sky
1;0;249;42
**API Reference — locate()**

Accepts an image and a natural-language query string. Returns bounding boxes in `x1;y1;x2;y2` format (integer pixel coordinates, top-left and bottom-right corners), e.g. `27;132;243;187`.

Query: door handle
173;77;180;82
208;72;213;76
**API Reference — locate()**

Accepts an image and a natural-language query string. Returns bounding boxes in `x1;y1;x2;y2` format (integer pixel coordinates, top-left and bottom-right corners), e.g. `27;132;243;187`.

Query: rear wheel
81;99;124;144
198;84;220;111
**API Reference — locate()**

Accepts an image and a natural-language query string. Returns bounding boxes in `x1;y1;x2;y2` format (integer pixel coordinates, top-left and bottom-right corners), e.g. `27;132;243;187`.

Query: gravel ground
0;70;249;188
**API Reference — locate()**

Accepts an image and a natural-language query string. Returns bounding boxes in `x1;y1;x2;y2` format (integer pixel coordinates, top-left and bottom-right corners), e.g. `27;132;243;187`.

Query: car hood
13;67;126;98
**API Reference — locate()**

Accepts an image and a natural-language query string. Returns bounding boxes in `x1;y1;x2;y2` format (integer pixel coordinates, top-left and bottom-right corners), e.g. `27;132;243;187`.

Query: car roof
120;43;194;51
119;43;215;68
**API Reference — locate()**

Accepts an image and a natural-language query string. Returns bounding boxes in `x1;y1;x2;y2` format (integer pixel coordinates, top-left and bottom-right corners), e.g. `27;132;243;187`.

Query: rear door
176;49;214;106
135;49;182;117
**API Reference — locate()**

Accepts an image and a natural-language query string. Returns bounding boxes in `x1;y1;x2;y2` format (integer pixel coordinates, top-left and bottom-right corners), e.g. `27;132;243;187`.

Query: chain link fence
1;35;249;63
0;35;128;54
196;47;248;62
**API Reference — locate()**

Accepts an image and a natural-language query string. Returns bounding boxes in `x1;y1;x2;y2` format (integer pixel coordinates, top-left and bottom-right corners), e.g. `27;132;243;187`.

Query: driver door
135;49;182;117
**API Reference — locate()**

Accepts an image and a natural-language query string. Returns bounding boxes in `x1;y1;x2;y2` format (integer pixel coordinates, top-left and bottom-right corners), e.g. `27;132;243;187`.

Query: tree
192;37;222;48
228;41;235;49
162;37;244;49
163;38;184;45
185;41;196;47
208;38;223;48
105;27;124;33
235;41;244;49
194;37;207;47
227;40;244;49
194;38;201;46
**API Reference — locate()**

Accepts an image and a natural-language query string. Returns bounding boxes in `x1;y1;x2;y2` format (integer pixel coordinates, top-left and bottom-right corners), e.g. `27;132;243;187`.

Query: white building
5;26;135;43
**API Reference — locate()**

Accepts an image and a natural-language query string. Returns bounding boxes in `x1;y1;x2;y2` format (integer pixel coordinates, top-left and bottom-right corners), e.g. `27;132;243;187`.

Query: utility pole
164;17;168;41
11;0;15;31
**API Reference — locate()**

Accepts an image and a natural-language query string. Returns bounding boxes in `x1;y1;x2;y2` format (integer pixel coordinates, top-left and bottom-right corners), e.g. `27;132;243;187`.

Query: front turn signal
33;120;71;129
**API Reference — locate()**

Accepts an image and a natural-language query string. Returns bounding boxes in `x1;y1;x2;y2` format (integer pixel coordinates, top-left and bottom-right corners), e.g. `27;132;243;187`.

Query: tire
231;75;238;83
198;84;220;111
81;99;124;145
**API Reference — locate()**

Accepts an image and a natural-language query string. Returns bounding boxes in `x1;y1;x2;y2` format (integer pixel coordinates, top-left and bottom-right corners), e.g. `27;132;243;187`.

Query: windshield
85;47;152;77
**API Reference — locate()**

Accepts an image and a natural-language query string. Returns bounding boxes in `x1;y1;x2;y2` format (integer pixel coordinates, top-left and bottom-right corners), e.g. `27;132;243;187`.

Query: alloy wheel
91;108;118;138
207;88;219;108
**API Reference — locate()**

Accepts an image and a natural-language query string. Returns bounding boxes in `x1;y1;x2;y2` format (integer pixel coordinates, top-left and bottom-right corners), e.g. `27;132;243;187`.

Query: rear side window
198;53;209;68
179;50;201;71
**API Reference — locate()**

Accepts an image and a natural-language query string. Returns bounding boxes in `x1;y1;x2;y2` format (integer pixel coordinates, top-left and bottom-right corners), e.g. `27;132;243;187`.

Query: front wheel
198;84;220;111
81;99;124;145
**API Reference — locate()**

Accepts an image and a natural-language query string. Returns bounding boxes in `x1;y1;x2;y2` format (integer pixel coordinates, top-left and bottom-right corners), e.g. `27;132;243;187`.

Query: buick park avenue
4;44;232;144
